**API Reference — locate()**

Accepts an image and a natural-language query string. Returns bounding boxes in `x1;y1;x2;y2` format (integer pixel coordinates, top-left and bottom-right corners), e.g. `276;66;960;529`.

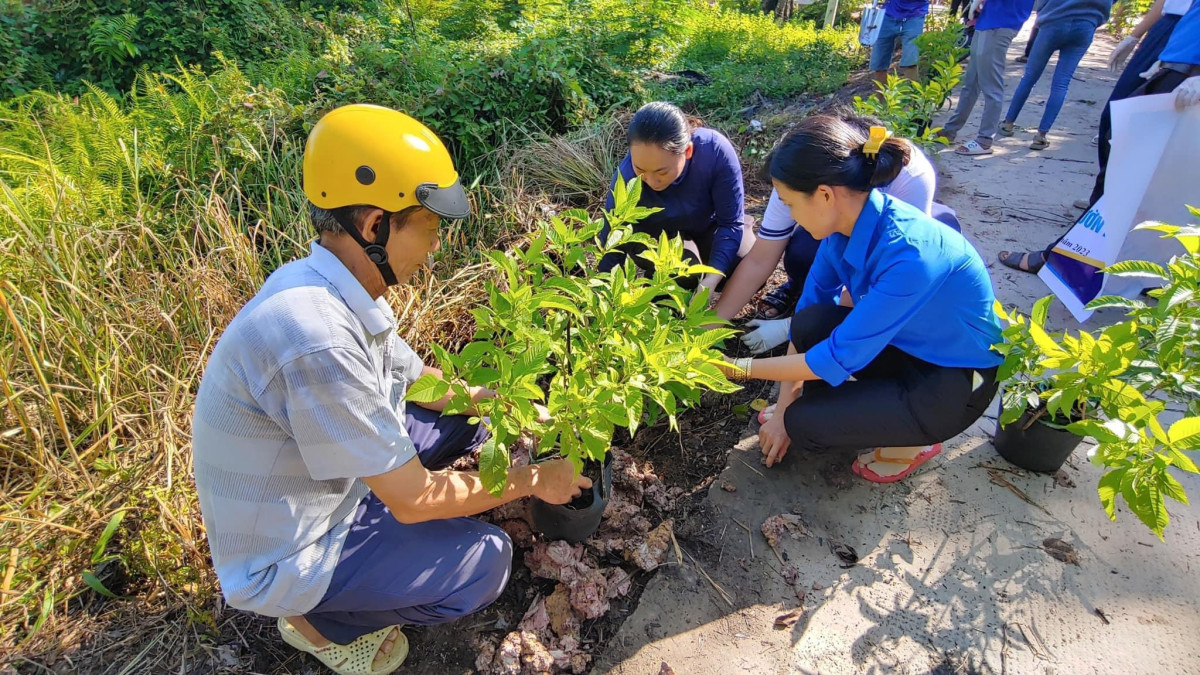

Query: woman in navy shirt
599;101;754;291
722;115;1002;483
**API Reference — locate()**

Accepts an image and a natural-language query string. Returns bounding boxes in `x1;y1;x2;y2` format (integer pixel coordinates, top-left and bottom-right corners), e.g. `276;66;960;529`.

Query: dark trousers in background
304;404;510;645
782;305;998;455
1043;66;1195;257
1091;14;1182;206
1023;23;1040;58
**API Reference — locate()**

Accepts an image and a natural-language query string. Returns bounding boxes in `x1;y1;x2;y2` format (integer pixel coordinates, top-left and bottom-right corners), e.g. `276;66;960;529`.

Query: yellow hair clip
862;126;892;158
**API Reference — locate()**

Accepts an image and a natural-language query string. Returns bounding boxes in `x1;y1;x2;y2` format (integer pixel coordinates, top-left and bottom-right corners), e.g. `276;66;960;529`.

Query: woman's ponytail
867;137;910;188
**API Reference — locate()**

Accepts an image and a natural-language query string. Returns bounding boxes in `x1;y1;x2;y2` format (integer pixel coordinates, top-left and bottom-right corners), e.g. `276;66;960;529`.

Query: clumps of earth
473;448;684;675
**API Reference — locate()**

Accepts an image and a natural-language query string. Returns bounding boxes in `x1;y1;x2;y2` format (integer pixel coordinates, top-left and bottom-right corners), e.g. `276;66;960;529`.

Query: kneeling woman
723;116;1002;483
599;101;754;291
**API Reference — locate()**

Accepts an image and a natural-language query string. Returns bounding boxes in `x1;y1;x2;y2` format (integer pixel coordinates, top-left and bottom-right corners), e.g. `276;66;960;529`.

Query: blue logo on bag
1080;210;1105;233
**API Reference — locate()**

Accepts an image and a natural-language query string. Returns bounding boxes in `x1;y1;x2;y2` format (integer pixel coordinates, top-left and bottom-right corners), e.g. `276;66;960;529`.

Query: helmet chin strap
332;209;400;287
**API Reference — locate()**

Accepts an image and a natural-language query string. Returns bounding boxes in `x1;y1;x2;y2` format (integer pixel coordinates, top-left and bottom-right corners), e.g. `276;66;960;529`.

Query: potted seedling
992;296;1141;472
1072;221;1200;537
408;178;740;542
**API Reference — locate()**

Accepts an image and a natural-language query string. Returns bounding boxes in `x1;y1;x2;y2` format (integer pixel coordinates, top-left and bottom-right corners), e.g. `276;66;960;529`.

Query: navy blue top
976;0;1037;31
797;191;1003;386
602;127;745;275
885;0;930;20
1160;1;1200;65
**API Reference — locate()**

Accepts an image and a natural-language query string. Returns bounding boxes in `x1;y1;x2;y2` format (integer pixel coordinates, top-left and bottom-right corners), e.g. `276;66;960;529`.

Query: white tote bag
859;1;886;48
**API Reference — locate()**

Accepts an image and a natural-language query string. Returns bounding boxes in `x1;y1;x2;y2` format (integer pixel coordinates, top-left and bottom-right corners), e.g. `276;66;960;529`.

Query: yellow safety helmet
303;104;469;220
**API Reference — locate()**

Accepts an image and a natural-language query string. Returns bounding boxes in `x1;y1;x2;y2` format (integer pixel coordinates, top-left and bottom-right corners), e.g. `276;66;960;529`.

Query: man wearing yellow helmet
191;104;590;674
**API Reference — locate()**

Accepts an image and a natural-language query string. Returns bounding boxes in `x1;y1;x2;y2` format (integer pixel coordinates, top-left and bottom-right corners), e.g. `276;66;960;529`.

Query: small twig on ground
735;456;765;478
732;518;754;559
974;463;1028;477
679;543;734;607
718;522;729;564
987;469;1052;516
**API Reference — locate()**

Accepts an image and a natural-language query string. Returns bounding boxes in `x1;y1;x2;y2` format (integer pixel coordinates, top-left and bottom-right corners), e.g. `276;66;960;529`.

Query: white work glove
968;0;985;20
739;318;790;355
1108;36;1138;73
1176;76;1200;111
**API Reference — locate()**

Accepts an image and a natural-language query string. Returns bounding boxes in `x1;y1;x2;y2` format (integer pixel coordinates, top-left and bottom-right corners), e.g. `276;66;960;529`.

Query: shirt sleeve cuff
805;339;852;387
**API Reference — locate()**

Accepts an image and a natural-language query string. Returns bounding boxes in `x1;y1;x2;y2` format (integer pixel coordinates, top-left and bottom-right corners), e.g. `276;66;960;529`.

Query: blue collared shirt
797;191;1002;386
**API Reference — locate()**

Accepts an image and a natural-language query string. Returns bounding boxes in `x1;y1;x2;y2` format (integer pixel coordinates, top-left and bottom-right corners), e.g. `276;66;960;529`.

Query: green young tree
408;178;741;494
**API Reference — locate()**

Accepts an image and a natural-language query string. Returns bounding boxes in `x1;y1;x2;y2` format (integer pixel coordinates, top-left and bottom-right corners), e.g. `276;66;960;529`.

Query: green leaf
92;510;126;565
82;571;121;599
1168;448;1199;473
1085;295;1147;311
1160;471;1189;505
479;439;510;497
1097;468;1125;520
406;374;450;403
1031;295;1052;327
1067;419;1121;443
1104;260;1168;280
1168;417;1200;448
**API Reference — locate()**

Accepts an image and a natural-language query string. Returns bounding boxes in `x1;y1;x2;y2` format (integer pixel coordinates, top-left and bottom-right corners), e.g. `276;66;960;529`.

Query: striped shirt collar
305;242;395;337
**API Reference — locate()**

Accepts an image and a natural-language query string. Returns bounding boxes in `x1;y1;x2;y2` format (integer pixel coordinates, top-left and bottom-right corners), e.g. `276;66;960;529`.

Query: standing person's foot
997;249;1047;274
954;139;993;155
999;120;1016;136
1031;133;1049;150
1016;55;1029;63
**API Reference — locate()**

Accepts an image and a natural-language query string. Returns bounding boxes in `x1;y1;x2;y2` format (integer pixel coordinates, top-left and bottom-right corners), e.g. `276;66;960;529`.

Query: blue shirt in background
602;126;745;275
976;0;1037;31
1034;0;1114;29
797;191;1003;386
1159;0;1200;65
885;0;931;20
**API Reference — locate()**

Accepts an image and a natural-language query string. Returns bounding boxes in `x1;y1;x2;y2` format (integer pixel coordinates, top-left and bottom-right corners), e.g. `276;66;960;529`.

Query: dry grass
502;113;630;210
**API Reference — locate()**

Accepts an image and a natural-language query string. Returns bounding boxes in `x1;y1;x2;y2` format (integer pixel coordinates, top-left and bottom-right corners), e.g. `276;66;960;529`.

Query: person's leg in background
871;15;904;89
942;27;989;142
974;27;1018;149
1032;21;1095;146
997;68;1194;274
1003;21;1063;134
1092;14;1182;205
1020;22;1040;61
897;15;928;81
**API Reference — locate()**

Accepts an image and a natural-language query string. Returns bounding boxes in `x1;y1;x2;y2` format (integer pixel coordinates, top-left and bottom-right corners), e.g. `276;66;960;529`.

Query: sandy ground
597;21;1200;675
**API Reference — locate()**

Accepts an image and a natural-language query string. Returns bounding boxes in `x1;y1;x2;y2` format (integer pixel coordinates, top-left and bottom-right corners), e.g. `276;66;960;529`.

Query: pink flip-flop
851;444;943;484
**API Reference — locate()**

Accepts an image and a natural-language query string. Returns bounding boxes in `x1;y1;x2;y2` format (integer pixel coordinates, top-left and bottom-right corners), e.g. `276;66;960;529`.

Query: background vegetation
1;0;867;661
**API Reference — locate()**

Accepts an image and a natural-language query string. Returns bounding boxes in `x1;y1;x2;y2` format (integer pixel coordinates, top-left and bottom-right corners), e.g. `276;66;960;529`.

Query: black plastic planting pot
993;409;1084;473
530;453;613;544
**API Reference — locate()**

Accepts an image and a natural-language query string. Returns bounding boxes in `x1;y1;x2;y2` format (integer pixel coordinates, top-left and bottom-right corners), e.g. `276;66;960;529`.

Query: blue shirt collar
306;242;395;337
844;190;886;270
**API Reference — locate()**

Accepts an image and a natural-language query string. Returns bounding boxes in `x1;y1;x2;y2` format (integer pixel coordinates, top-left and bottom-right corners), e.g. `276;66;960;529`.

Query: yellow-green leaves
406;373;450;403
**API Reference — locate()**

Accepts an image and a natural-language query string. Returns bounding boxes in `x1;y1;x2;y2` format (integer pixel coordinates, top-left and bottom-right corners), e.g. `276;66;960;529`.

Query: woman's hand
758;411;791;467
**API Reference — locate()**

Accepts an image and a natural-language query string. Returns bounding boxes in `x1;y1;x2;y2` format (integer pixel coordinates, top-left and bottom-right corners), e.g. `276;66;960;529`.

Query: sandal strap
279;619;407;675
870;448;924;465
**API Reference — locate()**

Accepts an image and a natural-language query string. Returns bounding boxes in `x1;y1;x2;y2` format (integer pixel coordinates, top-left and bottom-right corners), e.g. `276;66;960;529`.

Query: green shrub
661;7;860;113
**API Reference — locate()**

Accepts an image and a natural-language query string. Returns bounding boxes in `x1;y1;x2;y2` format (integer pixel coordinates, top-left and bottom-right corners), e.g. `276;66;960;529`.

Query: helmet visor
416;179;470;220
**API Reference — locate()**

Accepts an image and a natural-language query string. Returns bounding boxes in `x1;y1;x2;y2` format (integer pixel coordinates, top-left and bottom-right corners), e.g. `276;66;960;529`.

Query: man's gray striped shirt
192;243;422;616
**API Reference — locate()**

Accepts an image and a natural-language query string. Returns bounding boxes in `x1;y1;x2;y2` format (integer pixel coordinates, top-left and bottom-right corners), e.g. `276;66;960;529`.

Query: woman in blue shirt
722;115;1003;483
599;101;754;291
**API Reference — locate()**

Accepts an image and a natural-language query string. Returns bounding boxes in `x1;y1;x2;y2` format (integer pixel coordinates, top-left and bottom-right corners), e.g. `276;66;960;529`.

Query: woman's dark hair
765;114;910;194
627;101;693;155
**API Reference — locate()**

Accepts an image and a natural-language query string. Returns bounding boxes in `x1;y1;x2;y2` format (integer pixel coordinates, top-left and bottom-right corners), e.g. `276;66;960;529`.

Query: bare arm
1132;0;1166;39
712;237;789;320
364;456;589;524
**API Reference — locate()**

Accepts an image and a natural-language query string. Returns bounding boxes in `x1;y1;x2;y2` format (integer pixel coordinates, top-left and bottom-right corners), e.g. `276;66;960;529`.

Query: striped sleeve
268;347;416;480
758;190;797;241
